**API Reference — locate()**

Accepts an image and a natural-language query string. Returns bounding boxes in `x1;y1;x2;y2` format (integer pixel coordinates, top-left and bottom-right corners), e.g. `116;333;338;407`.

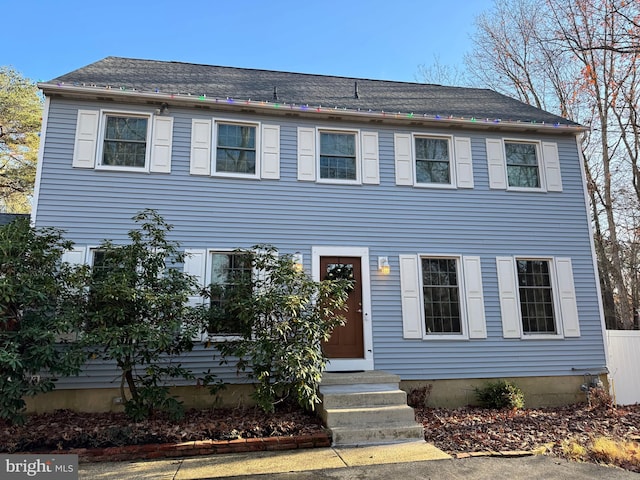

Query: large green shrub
0;218;86;424
474;379;525;410
213;246;351;413
81;210;210;420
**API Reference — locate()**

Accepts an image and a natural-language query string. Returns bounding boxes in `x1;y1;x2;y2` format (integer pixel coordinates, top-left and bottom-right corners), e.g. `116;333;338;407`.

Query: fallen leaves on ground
0;405;326;453
416;403;640;472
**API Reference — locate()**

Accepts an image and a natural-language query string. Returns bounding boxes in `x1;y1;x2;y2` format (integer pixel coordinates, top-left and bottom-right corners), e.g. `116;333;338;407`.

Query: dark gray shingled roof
48;56;579;127
0;214;28;226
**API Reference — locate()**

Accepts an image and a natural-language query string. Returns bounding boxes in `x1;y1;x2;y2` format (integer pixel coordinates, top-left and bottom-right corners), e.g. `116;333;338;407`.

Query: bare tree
464;0;640;328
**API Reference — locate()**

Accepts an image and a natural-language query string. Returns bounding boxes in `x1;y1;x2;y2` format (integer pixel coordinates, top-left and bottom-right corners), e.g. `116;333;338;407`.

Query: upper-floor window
505;141;540;189
486;138;562;192
101;115;149;168
190;119;280;180
72;109;173;173
415;136;451;185
319;131;357;181
297;127;379;185
394;133;473;189
215;123;257;176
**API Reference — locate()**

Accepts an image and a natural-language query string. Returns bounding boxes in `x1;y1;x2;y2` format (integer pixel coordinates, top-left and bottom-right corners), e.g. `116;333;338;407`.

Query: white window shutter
361;131;380;184
190;119;212;176
72;110;99;168
454;137;474;189
61;247;86;265
150;116;173;173
463;256;486;339
394;133;413;185
184;249;207;306
297;127;316;181
555;257;580;337
261;124;280;179
486;138;507;189
496;256;521;338
543;142;563;192
399;255;423;339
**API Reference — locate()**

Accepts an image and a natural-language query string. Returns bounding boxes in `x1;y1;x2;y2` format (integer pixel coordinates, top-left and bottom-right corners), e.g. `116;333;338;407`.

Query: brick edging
25;431;332;463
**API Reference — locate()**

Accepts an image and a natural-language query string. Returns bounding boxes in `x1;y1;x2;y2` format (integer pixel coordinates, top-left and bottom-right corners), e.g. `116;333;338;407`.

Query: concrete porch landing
318;371;425;446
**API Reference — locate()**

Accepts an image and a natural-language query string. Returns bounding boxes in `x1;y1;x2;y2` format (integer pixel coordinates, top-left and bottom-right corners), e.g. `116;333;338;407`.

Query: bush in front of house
80;209;212;421
0;218;87;424
474;379;525;410
213;245;352;413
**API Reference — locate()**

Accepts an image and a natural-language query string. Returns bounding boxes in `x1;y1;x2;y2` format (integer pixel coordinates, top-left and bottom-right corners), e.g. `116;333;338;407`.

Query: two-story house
31;56;607;412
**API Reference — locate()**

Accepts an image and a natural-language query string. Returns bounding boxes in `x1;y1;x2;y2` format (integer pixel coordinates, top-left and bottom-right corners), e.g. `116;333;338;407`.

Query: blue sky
5;0;494;83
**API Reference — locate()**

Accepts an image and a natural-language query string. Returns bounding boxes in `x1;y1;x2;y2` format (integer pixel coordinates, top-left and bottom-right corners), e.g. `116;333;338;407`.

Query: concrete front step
318;370;424;446
319;389;408;409
320;371;401;386
322;404;417;427
330;424;426;446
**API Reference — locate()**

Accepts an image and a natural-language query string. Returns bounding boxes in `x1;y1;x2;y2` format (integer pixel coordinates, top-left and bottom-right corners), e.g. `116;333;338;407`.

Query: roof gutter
38;82;588;134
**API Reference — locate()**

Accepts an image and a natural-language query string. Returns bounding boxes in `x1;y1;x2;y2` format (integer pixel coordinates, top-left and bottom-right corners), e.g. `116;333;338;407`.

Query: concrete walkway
77;440;639;480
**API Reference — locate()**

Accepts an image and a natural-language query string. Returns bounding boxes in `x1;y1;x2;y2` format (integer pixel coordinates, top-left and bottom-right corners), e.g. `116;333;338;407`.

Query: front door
321;256;364;359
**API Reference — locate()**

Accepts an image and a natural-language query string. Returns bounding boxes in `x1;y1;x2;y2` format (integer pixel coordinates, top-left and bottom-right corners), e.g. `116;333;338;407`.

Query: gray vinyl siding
35;98;606;388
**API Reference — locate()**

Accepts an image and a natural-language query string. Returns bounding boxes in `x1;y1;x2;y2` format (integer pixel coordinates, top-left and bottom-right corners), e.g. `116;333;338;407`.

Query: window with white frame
394;133;474;188
319;131;357;181
496;256;580;338
516;259;556;334
399;254;486;340
505;141;540;189
183;249;254;337
486;138;562;192
101;114;149;168
72;109;173;173
190;119;280;179
296;127;379;185
421;257;462;334
415;136;451;185
207;251;253;335
215;122;257;175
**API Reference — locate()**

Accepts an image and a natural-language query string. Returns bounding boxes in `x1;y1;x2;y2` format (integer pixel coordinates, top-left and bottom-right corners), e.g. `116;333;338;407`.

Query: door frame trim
312;246;374;371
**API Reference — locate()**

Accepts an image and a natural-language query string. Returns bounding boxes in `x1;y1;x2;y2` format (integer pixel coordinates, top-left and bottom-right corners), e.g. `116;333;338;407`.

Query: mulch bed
2;402;639;471
0;405;326;454
416;403;640;472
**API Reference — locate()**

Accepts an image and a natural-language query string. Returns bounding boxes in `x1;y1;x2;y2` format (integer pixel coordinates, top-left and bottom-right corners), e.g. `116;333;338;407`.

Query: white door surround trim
312;246;374;372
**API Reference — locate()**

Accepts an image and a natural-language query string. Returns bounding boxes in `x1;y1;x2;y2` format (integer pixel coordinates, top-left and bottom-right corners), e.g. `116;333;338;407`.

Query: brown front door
321;256;364;359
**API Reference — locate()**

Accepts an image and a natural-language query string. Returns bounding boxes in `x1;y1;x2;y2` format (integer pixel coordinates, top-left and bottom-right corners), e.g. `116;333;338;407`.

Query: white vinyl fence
607;330;640;405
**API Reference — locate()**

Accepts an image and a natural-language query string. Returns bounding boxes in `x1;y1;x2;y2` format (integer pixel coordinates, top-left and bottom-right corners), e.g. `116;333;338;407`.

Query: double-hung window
394;133;474;188
415;136;451;185
496;256;580;338
296;127;380;185
486;138;562;192
72;109;173;173
183;248;254;339
421;257;462;335
399;254;486;340
505;141;540;189
319;131;357;181
190;119;280;179
101;115;149;168
207;251;253;336
215;123;257;176
516;259;556;334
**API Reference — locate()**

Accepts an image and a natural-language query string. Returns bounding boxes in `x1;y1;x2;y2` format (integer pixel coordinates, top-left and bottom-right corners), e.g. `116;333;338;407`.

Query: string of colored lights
43;81;580;130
